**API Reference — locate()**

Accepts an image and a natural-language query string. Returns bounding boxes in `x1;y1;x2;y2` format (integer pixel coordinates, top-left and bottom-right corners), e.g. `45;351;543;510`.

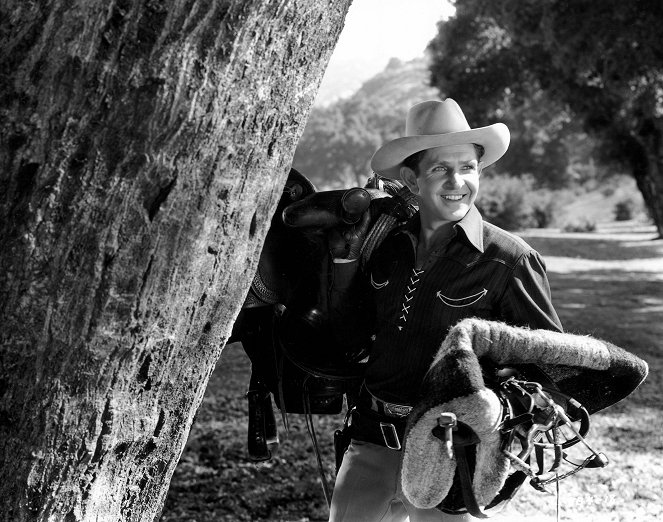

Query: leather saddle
230;168;416;460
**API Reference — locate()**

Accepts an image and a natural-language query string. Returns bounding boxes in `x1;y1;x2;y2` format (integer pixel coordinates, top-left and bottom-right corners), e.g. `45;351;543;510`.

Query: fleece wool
401;318;648;511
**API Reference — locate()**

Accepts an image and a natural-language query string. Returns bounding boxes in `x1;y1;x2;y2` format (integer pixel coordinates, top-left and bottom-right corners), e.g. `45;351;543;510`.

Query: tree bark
0;1;352;520
635;121;663;238
621;123;663;238
634;158;663;239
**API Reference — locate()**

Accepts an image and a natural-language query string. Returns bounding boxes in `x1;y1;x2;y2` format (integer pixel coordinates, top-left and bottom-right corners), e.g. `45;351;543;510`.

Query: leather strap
433;420;528;518
455;442;490;519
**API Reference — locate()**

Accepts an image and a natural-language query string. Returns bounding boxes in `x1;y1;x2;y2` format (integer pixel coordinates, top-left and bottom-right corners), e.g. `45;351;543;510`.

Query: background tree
0;1;351;520
294;58;437;188
428;0;663;236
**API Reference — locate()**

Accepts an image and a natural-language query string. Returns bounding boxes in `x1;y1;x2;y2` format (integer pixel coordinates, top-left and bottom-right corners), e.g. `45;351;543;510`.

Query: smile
440;194;465;201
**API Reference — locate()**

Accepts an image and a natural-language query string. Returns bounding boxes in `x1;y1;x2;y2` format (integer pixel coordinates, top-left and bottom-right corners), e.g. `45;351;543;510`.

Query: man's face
401;143;482;226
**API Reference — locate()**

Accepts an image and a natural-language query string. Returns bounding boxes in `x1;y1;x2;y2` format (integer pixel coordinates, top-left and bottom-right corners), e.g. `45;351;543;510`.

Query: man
328;99;562;522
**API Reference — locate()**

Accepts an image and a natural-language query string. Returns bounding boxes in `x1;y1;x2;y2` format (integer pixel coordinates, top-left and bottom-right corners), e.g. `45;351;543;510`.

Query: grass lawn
162;221;662;522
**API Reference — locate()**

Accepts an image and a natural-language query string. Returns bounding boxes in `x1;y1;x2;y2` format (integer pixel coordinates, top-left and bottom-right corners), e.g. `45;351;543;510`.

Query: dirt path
502;224;662;521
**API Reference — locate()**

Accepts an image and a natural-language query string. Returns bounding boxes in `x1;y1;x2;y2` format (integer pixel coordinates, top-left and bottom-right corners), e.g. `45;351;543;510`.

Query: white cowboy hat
370;99;510;179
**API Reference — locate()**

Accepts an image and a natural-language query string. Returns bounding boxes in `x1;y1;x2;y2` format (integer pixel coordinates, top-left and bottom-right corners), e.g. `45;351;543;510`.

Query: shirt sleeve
500;250;563;332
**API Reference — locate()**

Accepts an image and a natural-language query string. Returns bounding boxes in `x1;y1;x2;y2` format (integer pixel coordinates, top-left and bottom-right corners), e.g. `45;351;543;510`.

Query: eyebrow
427;158;478;167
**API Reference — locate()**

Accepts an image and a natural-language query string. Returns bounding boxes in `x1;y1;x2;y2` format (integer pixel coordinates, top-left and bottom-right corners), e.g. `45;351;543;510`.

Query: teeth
441;194;464;201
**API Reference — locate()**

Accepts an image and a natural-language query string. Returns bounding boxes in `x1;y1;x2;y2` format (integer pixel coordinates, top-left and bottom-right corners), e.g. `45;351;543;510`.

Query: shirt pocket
369;258;398;291
370;271;390;290
435;288;488;308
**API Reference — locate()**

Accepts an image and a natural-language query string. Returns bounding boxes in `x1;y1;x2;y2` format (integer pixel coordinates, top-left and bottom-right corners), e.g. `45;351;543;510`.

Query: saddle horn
282;187;372;228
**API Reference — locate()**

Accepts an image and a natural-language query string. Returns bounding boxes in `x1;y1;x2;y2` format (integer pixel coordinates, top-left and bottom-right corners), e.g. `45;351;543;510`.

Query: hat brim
370;123;510;179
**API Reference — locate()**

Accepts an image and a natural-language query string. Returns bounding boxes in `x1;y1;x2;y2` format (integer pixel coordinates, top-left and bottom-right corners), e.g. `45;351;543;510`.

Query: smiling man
328;99;563;521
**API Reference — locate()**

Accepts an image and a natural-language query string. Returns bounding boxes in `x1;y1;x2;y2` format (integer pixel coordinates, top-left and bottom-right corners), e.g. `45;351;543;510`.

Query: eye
432;165;447;173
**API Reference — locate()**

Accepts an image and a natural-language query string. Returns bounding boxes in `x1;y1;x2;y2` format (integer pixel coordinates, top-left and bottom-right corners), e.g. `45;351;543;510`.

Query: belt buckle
380;422;401;450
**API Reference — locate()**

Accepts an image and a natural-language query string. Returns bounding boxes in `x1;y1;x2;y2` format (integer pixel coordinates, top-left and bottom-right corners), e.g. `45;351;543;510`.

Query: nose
443;169;463;189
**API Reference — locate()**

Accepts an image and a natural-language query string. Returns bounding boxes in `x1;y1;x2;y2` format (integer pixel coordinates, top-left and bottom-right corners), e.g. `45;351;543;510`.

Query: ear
477;161;484;177
400;166;419;194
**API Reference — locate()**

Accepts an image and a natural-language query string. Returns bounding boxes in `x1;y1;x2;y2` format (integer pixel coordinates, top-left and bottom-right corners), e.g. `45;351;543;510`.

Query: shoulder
376;228;411;263
481;221;538;268
365;220;414;273
379;219;415;252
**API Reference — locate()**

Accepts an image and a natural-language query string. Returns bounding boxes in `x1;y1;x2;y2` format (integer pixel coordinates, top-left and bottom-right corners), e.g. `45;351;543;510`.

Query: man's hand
328;209;372;261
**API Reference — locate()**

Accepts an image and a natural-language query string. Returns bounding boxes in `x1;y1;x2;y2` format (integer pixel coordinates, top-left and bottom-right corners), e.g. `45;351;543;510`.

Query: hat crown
370;98;510;178
405;99;471;137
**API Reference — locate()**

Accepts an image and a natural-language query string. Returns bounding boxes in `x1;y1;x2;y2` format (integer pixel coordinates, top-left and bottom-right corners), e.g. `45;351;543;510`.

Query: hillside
293;58;648;236
293;57;439;189
354;57;439;113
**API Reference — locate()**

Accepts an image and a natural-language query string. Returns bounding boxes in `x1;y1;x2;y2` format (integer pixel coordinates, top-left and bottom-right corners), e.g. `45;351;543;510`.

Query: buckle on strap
383;402;412;417
367;392;412;418
380;422;402;450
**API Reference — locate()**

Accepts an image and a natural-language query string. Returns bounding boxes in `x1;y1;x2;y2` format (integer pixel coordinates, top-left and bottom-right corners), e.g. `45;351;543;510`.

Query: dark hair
402;144;485;175
401;149;427;173
473;144;485;161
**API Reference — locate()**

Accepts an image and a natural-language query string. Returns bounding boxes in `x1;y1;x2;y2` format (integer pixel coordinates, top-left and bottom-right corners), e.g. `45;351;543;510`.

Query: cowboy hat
370;99;510;179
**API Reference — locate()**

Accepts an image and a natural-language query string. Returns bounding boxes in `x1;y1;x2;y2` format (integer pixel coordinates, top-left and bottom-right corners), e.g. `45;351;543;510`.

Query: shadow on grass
522;227;663;261
162;343;337;522
546;268;662;414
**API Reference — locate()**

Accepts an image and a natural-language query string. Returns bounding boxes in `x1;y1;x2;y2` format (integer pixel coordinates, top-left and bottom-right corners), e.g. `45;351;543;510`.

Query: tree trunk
623;121;663;238
0;1;351;520
635;160;663;238
634;121;663;238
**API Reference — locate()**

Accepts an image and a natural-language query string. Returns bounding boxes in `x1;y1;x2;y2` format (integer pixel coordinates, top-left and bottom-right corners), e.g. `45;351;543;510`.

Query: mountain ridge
294;57;439;188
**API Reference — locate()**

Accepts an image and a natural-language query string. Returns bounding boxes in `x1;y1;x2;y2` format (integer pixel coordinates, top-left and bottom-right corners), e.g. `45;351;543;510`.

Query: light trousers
329;439;476;522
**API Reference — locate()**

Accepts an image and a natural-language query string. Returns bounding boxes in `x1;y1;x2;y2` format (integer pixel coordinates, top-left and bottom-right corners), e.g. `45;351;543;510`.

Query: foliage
562;220;597;233
293;58;437;189
296;54;603;193
557;174;648;228
527;190;560;229
427;0;663;235
614;198;636;221
475;173;646;231
476;173;536;230
477;173;570;231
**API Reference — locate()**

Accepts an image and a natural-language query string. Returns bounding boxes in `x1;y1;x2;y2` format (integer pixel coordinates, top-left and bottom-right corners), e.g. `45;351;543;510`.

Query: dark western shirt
332;206;562;405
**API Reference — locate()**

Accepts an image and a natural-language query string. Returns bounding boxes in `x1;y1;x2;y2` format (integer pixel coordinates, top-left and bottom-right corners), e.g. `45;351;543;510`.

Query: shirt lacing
397;267;424;331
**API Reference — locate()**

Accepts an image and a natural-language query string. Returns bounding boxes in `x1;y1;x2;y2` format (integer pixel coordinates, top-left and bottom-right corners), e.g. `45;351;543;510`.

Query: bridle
500;379;608;491
434;371;609;519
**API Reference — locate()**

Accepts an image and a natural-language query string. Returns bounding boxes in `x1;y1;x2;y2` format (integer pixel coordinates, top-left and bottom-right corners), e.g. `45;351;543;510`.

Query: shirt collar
455;205;484;253
402;206;484;253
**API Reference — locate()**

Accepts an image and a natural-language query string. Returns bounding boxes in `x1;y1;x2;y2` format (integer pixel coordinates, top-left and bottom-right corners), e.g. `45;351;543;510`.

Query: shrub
562;220;596;232
614;198;635;221
528;190;563;228
600;185;616;198
476;174;535;230
476;174;566;230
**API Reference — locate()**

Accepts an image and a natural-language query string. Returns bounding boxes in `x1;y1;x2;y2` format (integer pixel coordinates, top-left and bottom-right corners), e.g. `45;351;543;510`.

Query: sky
314;0;455;105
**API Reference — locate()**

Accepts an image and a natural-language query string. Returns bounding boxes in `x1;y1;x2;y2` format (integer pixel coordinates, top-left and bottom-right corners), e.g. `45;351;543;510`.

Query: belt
360;385;413;418
349;404;412;451
350;385;413;450
370;396;413;418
